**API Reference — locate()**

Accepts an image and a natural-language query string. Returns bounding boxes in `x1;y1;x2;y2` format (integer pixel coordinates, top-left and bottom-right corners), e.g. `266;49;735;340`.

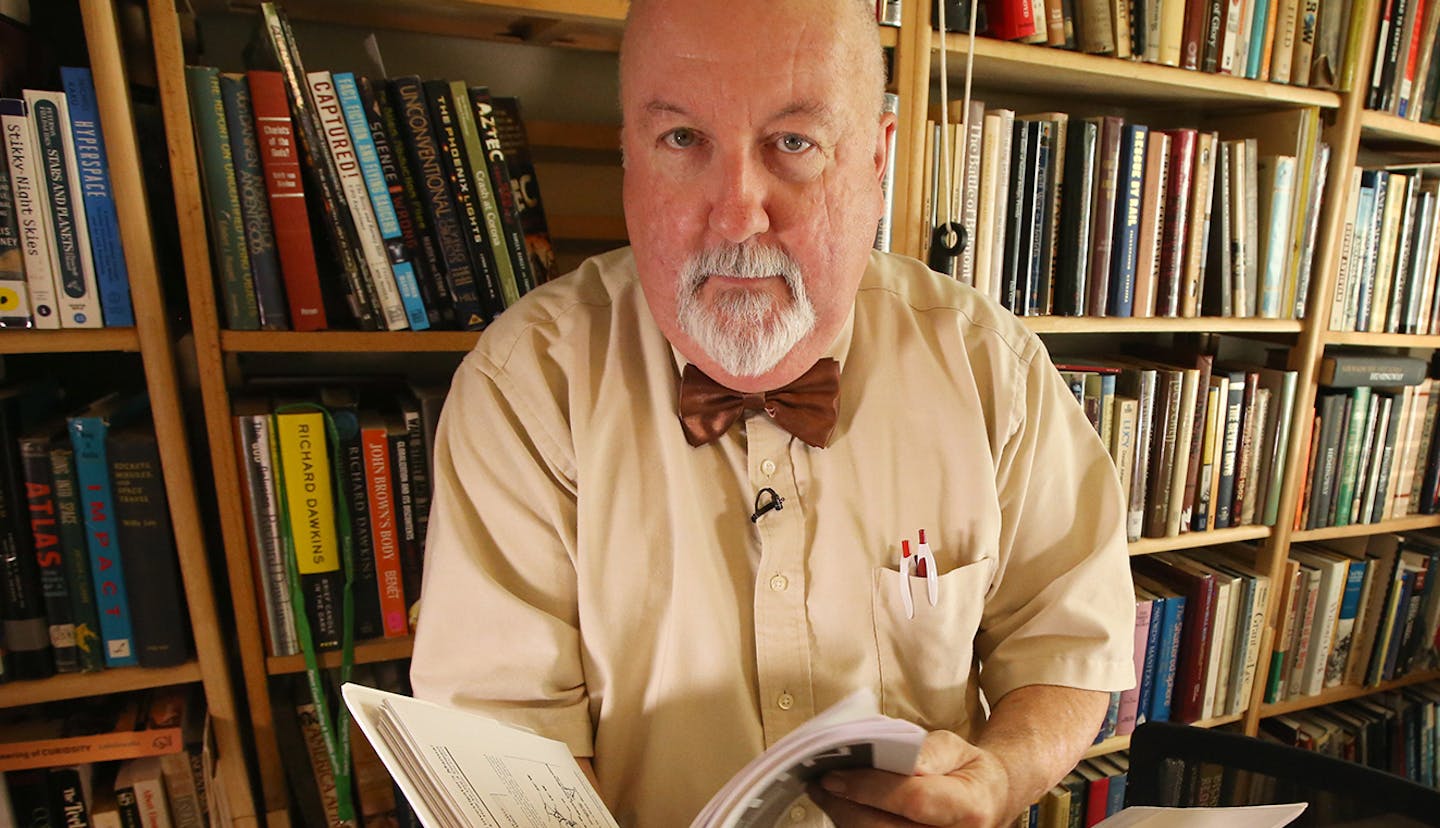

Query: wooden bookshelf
266;638;417;675
1259;669;1440;718
1325;330;1440;347
0;328;141;353
1025;317;1303;335
1129;526;1272;557
1291;514;1440;543
221;330;482;353
1084;712;1246;759
0;662;204;710
1359;109;1440;148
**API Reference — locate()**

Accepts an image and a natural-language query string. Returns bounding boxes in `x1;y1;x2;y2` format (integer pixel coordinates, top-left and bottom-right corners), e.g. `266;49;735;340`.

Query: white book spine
24;92;100;327
305;71;409;331
1;100;58;328
1302;559;1347;696
1258;156;1296;318
1329;167;1363;330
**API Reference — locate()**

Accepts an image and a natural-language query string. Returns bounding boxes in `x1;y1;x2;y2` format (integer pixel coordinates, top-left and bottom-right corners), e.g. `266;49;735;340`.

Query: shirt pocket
870;557;995;728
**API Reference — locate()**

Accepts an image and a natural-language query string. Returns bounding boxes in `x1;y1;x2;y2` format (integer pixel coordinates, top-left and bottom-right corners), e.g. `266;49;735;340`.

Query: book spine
183;67;259;331
1157;129;1194;317
47;765;92;827
358;76;446;329
1108;123;1147;317
333;72;430;331
489;97;557;286
273;410;342;650
257;6;378;329
307;71;410;331
108;426;190;668
1054;119;1096;316
19;435;76;673
234;413;298;656
424;80;505;320
218;73;290;331
388;76;487;329
331;408;380;641
469;87;537;298
399;394;432;553
362;423;407;637
448;82;519;309
24;91;102;328
68;411;137;667
0;397;51;679
50;444;104;672
59;66;134;328
1215;374;1245;527
390;425;422;620
1;98;59;329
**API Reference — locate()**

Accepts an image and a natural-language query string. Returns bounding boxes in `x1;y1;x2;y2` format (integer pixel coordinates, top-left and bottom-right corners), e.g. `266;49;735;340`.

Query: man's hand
809;730;1013;828
810;685;1111;827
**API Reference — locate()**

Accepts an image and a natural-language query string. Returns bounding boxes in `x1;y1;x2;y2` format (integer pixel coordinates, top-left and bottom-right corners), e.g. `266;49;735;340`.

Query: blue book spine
1136;595;1162;726
1106;770;1126;817
58;67;132;327
1151;594;1186;722
1245;0;1273;78
1107;124;1147;317
332;73;429;331
1383;570;1415;681
68;412;135;666
217;73;289;331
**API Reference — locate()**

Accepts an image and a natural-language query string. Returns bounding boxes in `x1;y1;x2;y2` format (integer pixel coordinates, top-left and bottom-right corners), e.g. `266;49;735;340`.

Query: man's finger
808;786;920;827
815;770;963;825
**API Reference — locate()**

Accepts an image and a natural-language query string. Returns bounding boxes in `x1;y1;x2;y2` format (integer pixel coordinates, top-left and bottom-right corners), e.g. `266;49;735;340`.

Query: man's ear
874;109;898;182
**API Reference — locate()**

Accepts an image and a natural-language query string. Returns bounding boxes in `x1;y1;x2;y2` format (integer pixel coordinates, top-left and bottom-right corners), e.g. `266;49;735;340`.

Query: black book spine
377;80;455;324
468;87;537;296
1201;0;1224;72
334;408;381;640
1054;119;1096;315
1026;120;1051;317
388;426;423;614
0;394;51;679
357;76;446;330
51;444;103;672
1003;119;1030;314
47;766;92;828
8;769;56;827
219;73;291;331
423;80;505;320
19;434;76;672
107;424;190;667
115;784;144;828
389;76;488;330
398;394;431;552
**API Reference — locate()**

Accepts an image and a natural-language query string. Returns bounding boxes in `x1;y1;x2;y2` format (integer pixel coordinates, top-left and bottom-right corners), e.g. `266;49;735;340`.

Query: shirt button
777;692;794;710
769;574;788;592
761;459;777;476
789;804;807;822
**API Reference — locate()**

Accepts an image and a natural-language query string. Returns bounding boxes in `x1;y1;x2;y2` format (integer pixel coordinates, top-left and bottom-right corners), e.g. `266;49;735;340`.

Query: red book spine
363;424;407;638
985;0;1039;40
1084;775;1110;826
1181;0;1212;69
246;70;327;331
1157;129;1196;317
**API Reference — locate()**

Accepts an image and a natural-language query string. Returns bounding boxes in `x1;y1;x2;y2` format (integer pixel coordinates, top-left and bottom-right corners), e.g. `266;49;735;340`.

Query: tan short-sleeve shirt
411;247;1135;826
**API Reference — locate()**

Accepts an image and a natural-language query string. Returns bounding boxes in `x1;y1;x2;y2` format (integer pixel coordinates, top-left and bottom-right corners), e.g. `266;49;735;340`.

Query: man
411;0;1135;825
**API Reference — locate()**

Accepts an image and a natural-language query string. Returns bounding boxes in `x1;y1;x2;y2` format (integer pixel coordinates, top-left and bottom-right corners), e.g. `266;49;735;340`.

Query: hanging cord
928;0;980;274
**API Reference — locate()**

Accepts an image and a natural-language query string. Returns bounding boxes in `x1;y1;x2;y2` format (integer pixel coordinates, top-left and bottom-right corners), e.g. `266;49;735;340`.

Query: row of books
234;383;445;657
0;69;135;330
1263;680;1440;790
1328;168;1440;335
1364;0;1440;120
920;106;1327;320
186;4;556;333
1017;751;1132;827
946;0;1357;88
0;688;210;828
1058;352;1296;542
0;389;188;683
1292;359;1440;532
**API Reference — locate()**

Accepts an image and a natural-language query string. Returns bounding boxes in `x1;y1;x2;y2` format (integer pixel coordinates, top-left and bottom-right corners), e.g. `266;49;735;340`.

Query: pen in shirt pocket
896;530;940;618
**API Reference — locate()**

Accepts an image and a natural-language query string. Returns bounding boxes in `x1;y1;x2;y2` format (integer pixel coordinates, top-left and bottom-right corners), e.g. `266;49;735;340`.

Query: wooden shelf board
1129;525;1271;556
1025;316;1303;334
0;662;203;709
1291;514;1440;542
0;328;141;353
221;330;482;353
1324;330;1440;347
267;638;416;675
1359;110;1440;149
1084;712;1245;758
935;33;1341;109
1259;669;1440;718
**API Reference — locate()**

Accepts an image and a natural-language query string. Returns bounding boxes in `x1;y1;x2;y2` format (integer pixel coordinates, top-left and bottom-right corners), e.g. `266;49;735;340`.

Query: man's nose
708;149;771;244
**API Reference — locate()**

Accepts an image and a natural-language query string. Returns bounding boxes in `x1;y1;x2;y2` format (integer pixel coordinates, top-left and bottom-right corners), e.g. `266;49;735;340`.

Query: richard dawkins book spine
1;97;54;328
68;392;147;667
24;90;102;328
306;71;409;331
184;66;259;331
388;76;487;329
258;4;377;329
218;73;289;330
245;69;327;331
333;72;429;330
273;408;343;650
326;398;381;641
59;66;134;328
108;423;190;668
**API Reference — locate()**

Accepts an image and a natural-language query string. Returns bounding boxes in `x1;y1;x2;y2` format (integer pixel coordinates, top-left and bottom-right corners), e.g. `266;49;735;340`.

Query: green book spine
51;443;103;671
1330;386;1373;527
448;80;519;308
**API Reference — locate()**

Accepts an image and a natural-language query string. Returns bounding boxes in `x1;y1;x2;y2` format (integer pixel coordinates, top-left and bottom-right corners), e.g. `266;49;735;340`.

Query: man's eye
662;128;699;149
777;134;813;154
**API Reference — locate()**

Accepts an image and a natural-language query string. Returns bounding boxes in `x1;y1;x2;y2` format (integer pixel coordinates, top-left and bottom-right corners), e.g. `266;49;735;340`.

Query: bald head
620;0;887;123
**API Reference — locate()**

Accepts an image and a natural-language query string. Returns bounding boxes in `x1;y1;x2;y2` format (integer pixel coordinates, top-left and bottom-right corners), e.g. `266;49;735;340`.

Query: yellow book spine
274;410;338;577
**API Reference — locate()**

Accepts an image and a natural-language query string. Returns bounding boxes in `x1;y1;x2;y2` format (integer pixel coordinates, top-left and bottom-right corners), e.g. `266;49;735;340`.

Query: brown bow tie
678;358;841;448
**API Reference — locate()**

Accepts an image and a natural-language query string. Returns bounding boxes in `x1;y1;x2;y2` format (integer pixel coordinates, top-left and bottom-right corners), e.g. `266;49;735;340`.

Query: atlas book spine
218;73;290;330
306;71;409;331
245;70;326;331
183;66;259;331
1;97;58;328
332;72;429;331
0;390;53;679
19;431;76;673
24;90;102;328
59;66;133;328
